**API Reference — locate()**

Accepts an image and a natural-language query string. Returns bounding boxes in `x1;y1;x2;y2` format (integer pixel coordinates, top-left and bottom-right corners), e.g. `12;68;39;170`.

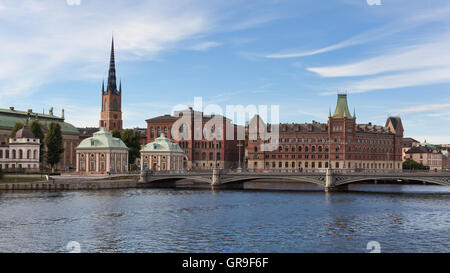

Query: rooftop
141;133;184;153
76;127;128;150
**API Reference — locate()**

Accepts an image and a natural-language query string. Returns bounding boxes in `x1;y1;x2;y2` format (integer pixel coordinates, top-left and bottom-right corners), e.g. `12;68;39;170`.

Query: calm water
1;185;450;253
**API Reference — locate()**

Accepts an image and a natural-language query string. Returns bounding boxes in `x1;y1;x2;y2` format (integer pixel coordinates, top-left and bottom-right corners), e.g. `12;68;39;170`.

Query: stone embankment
0;175;139;191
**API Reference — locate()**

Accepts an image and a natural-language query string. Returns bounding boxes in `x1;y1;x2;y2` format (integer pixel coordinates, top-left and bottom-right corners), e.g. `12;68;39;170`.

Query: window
150;127;154;138
216;152;221;160
202;153;206;160
209;152;213;160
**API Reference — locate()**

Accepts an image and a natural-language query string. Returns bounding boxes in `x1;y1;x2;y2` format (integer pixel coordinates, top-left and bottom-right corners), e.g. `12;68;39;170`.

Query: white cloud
189;41;222;51
392;103;450;115
265;4;450;59
308;37;450;78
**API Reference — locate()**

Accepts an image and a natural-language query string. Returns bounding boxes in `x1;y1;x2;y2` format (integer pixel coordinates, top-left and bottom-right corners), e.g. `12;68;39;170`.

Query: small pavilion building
76;128;129;174
0;125;40;171
140;134;184;171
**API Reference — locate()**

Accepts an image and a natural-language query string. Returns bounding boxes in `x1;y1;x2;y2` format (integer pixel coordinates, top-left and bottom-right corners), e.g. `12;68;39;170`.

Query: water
1;184;450;253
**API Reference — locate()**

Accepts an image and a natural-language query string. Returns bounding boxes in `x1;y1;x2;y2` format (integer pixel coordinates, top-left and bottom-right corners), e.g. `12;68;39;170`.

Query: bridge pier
324;168;348;192
211;168;221;186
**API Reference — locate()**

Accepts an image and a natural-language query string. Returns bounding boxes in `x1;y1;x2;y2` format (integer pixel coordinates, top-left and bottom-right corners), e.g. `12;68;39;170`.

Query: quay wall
0;180;137;191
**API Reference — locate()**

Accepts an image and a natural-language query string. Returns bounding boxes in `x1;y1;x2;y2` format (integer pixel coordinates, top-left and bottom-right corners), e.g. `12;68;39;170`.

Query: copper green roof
0;108;79;135
333;94;353;118
77;127;128;149
141;133;184;153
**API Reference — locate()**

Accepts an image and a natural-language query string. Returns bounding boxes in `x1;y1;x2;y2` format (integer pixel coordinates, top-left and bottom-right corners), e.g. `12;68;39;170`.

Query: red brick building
247;94;404;171
146;108;244;170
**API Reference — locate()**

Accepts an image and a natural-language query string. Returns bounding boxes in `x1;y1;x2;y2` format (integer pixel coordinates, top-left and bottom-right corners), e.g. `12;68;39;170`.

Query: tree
112;129;121;138
29;120;45;165
10;122;24;137
403;159;429;170
120;129;141;164
46;122;64;172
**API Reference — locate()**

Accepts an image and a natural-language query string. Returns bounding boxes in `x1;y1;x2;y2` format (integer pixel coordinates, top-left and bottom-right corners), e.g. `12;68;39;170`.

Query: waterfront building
402;137;420;161
145;108;244;170
247;94;404;171
404;141;443;171
140;133;184;171
0;124;40;171
0;107;80;170
75;128;129;174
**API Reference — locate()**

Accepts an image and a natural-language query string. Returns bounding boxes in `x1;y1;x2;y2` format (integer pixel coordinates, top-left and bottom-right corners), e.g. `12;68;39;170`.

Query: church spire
107;36;117;93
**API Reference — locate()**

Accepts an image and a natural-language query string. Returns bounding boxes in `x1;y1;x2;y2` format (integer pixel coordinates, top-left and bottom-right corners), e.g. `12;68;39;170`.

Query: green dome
141;134;183;153
77;127;128;149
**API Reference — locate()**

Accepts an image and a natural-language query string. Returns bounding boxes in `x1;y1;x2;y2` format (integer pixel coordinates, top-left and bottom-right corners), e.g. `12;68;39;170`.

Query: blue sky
0;0;450;143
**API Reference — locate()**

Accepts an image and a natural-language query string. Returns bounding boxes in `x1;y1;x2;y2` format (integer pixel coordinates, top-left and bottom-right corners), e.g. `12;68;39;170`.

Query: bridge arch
334;176;450;187
220;175;326;187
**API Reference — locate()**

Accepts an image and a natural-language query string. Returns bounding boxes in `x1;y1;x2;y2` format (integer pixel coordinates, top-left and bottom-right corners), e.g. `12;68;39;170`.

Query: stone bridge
139;169;450;192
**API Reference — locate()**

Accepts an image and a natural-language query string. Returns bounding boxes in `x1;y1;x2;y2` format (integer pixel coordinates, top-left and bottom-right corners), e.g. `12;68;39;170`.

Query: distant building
0;124;40;171
404;141;443;171
0;107;80;170
76;128;129;174
145;108;244;170
402;137;420;161
140;134;184;171
247;94;404;171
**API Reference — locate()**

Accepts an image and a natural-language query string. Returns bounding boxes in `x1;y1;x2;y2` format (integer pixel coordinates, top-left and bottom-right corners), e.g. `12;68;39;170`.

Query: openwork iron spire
106;37;118;93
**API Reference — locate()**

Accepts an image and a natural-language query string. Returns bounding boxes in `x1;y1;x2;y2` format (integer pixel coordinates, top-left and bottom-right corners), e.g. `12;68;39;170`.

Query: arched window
104;99;108;111
209;152;213;160
202;153;206;160
298;146;302;152
27;150;31;159
34;150;38;159
113;99;118;111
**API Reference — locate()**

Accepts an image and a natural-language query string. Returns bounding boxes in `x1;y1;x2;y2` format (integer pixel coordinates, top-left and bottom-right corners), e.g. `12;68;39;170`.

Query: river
0;184;449;253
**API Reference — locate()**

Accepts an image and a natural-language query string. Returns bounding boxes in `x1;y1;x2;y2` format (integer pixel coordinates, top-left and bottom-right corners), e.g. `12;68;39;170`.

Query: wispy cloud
265;4;450;59
189;41;222;51
391;103;450;116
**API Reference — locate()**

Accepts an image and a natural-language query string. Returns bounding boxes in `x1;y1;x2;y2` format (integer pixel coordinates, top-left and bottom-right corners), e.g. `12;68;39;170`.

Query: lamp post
237;140;243;172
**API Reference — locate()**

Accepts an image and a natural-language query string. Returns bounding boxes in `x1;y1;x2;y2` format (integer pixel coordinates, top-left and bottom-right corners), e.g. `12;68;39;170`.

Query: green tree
46;122;64;172
112;129;121;138
29;120;45;165
403;159;429;170
10;122;24;137
120;129;141;164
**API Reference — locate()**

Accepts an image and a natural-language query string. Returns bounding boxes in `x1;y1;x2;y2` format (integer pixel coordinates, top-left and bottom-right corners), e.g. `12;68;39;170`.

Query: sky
0;0;450;143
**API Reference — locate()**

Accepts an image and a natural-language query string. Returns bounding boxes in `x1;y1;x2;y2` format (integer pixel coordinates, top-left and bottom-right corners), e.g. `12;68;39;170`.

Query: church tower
100;37;123;132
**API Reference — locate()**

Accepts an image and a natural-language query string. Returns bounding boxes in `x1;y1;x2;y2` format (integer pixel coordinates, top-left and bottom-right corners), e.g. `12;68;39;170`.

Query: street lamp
237;140;243;172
